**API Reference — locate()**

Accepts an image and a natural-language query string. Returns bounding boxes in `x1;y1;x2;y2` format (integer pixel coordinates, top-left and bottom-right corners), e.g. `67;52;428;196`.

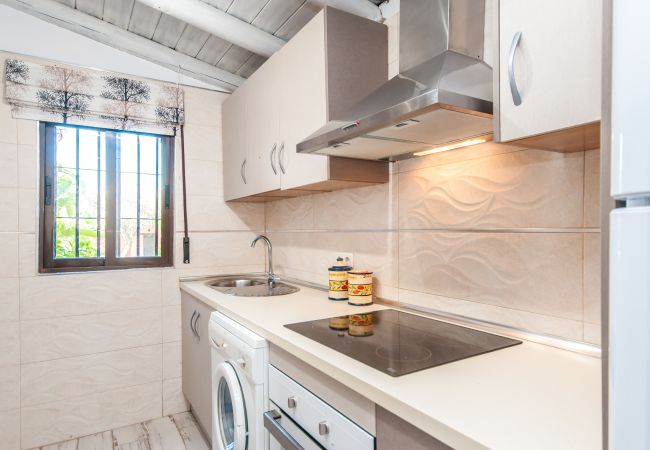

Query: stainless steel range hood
298;0;493;161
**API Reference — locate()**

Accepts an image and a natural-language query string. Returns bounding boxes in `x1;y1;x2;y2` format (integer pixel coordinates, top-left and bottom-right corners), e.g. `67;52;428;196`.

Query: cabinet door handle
240;158;247;184
270;143;278;175
192;312;201;340
278;142;286;174
508;31;523;106
189;310;197;337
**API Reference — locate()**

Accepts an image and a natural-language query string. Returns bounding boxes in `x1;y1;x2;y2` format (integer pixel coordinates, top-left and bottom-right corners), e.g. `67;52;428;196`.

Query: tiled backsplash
266;144;601;345
0;52;266;449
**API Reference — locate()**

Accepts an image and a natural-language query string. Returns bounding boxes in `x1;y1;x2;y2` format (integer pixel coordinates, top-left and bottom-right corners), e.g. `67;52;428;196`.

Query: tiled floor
31;412;209;450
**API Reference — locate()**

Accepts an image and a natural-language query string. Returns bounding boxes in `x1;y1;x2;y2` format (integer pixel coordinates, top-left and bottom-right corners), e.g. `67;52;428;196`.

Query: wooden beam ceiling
0;0;245;91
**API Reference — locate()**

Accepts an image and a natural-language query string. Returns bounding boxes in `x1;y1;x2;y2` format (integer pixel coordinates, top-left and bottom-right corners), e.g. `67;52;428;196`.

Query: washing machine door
213;361;248;450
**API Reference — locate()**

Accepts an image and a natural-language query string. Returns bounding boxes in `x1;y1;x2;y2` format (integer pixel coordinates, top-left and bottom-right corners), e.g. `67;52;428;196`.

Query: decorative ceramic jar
348;313;374;336
328;265;352;301
347;270;373;305
328;316;350;330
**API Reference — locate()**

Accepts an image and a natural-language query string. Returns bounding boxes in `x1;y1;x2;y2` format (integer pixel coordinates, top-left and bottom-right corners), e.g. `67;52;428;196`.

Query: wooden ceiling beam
0;0;245;91
137;0;286;58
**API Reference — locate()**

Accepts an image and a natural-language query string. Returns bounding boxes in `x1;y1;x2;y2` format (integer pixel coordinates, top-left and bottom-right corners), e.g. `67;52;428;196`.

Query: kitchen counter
180;277;602;450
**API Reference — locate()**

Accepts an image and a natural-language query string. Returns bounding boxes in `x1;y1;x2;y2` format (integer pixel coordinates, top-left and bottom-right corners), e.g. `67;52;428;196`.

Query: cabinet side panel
325;7;389;120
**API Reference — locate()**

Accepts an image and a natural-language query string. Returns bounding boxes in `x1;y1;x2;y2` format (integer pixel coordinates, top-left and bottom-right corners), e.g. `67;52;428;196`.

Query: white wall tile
163;305;181;343
0;142;18;188
182;159;222;197
176;195;264;232
0;365;20;412
0;233;19;278
399;232;584;321
265;195;314;231
21;345;162;407
20;270;162;320
0;322;19;367
583;233;601;324
162;341;181;380
162;269;181;306
583;323;602;346
0;278;19;323
18;233;35;278
173;231;265;268
162;378;189;416
18;189;36;233
21;308;162;363
16;119;37;146
17;144;37;190
183;87;226;127
399;149;585;229
0;102;17;145
584;149;600;228
182;123;222;162
0;189;18;232
21;382;162;449
0;409;20;450
399;289;584;341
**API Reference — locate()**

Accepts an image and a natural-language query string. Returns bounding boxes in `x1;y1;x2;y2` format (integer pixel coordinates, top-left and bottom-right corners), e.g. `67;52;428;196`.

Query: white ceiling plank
128;1;161;39
54;0;75;6
200;0;232;11
75;0;103;18
307;0;381;21
1;0;244;90
217;45;252;73
195;35;232;65
227;0;268;22
102;0;134;29
136;0;285;57
174;24;211;58
252;0;304;34
152;13;187;48
235;53;266;78
274;2;320;40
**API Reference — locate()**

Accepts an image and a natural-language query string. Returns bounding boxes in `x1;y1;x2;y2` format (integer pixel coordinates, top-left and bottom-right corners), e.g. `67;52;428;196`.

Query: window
40;123;174;272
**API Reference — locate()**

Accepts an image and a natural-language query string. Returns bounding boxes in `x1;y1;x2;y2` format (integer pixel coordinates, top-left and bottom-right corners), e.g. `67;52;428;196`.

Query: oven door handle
263;410;305;450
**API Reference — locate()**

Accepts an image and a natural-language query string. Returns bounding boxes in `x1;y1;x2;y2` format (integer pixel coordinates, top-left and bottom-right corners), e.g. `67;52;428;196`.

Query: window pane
119;172;138;219
140;219;157;256
118;218;137;257
119;133;138;173
78;129;101;170
140;135;159;175
55;127;76;168
52;125;105;260
55;167;76;218
54;217;76;258
140;174;160;220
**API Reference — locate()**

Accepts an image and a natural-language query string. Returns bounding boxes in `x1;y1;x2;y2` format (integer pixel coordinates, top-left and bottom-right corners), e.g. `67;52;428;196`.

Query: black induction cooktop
285;309;522;377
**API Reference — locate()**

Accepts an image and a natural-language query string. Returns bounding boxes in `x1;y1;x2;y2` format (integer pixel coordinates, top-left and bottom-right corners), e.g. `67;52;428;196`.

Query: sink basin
211;278;265;288
207;275;300;297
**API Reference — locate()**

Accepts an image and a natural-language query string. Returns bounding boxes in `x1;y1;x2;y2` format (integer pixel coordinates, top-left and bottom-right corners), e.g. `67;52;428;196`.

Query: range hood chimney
298;0;493;161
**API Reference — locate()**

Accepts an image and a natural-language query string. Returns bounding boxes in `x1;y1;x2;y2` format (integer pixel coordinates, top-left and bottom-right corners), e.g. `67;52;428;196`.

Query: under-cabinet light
413;138;488;157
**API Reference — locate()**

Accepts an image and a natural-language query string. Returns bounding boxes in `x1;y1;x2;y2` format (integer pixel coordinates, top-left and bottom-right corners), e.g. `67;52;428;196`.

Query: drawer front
267;401;322;450
269;365;374;450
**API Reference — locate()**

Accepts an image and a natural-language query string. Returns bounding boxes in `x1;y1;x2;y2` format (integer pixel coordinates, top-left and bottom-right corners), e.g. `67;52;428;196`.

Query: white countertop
180;278;602;450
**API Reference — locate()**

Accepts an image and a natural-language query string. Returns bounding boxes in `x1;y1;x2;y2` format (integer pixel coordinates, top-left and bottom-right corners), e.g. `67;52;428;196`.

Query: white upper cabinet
495;0;602;150
222;7;389;201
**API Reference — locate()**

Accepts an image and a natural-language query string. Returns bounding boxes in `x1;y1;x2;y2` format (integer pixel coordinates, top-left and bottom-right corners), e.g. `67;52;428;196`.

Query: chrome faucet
251;235;277;285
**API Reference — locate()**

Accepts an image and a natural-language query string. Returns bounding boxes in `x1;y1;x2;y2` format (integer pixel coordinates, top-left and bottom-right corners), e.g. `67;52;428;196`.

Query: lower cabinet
376;406;452;450
181;292;215;441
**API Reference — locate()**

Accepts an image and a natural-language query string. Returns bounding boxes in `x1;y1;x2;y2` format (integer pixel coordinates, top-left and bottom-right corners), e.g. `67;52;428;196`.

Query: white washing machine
210;311;269;450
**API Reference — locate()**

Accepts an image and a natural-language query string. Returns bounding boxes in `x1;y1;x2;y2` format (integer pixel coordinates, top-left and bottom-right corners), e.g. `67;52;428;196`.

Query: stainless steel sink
207;275;300;297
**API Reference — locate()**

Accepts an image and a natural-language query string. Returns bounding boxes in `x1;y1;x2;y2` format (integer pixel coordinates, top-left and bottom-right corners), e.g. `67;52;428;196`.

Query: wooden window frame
39;122;174;273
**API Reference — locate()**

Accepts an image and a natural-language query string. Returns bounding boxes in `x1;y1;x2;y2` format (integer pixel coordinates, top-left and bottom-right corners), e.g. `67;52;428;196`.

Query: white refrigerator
609;0;650;448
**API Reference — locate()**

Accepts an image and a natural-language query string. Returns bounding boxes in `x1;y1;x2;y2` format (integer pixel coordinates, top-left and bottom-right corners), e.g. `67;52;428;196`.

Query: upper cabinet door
246;55;282;195
278;12;329;191
222;85;250;201
497;0;602;142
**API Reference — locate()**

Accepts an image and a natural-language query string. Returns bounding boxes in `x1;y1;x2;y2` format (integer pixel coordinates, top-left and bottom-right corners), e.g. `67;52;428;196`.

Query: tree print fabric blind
4;58;184;135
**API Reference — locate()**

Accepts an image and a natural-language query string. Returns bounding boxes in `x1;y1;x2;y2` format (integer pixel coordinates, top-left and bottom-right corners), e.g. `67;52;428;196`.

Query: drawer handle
270;143;278;175
318;421;329;436
287;396;297;409
189;310;197;337
241;158;247;184
192;312;201;341
264;410;304;450
508;31;523;106
278;142;286;174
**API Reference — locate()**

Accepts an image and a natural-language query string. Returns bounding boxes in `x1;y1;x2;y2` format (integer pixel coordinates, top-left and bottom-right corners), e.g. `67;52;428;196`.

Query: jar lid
329;266;352;271
348;270;373;275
